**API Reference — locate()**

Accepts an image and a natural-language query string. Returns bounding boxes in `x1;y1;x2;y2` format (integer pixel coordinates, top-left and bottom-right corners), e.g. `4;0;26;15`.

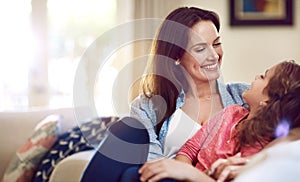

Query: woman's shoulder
130;94;157;113
131;94;149;106
217;81;250;106
218;80;250;93
130;94;158;126
225;82;250;92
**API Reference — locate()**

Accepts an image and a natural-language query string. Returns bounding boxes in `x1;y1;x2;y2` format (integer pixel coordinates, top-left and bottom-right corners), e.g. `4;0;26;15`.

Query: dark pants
81;117;150;182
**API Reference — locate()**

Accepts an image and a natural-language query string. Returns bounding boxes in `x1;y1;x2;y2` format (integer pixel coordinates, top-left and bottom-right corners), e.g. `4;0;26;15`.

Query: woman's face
242;65;277;108
180;20;223;82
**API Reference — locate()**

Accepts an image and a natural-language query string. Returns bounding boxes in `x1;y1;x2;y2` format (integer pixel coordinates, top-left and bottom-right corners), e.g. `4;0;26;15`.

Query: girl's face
242;65;278;109
180;20;223;83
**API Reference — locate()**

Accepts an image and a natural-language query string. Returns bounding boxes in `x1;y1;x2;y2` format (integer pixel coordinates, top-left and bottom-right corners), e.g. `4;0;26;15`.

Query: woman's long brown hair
236;60;300;149
140;7;220;134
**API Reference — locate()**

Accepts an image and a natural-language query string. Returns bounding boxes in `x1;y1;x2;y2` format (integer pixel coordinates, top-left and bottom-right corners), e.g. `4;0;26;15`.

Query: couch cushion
49;150;95;182
33;116;118;182
1;115;61;182
0;107;78;178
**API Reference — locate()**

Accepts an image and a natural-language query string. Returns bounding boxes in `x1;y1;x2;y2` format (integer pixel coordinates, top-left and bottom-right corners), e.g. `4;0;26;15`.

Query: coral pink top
177;104;264;171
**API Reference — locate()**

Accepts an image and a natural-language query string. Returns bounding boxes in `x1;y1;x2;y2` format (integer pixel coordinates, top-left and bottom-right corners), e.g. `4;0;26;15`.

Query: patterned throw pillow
33;116;118;182
1;115;61;182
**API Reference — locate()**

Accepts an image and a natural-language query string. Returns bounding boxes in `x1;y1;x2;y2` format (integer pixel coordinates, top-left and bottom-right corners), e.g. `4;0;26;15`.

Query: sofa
0;107;112;182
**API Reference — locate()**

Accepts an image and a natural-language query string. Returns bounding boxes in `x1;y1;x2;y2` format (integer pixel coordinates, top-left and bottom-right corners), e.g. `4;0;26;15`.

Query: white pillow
49;150;95;182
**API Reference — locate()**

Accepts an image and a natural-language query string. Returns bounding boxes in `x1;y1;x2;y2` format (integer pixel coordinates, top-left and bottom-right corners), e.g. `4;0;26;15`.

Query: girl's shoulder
224;104;249;113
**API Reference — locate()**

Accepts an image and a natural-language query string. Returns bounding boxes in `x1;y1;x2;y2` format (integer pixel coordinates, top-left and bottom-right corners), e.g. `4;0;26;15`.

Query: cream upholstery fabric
49;150;95;182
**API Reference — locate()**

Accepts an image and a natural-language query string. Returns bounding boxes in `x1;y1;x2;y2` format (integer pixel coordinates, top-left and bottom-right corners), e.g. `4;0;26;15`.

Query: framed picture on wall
230;0;293;26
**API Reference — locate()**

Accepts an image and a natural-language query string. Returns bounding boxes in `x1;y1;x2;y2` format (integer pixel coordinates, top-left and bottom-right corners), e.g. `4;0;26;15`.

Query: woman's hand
139;158;214;182
139;158;189;182
209;153;249;182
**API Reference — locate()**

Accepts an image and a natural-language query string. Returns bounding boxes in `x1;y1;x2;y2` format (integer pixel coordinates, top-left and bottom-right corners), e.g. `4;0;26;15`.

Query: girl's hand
209;153;249;182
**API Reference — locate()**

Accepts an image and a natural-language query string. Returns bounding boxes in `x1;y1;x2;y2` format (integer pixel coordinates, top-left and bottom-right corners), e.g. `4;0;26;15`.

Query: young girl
139;60;300;182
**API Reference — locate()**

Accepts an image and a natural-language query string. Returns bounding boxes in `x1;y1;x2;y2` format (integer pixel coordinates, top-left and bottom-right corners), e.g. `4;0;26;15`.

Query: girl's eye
213;42;222;47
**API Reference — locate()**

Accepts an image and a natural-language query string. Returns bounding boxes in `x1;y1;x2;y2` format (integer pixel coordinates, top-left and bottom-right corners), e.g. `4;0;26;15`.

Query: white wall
112;0;300;113
174;0;300;83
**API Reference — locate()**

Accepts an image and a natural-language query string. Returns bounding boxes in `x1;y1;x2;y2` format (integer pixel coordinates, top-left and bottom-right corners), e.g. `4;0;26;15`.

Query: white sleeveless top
163;109;201;158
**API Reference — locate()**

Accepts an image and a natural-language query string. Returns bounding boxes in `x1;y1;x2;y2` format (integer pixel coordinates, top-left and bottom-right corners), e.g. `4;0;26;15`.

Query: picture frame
230;0;293;26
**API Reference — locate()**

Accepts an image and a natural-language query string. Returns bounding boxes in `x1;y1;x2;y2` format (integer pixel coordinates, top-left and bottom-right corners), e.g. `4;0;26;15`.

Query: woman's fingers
209;153;249;181
146;171;169;182
209;158;227;175
139;159;165;181
139;158;193;182
227;154;248;165
139;158;163;173
139;164;160;181
217;165;243;182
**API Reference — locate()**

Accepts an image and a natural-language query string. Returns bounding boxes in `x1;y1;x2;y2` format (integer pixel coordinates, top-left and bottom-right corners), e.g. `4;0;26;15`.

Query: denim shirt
130;80;249;160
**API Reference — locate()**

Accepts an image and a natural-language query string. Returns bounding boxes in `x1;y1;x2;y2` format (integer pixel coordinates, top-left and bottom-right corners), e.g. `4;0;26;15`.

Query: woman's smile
200;62;219;71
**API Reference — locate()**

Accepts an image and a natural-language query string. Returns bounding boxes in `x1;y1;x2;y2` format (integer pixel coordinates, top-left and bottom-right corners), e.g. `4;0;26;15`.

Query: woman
138;60;300;182
130;6;248;161
81;6;248;181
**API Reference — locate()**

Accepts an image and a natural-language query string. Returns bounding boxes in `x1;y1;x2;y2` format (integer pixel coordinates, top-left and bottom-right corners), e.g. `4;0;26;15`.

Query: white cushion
49;150;95;182
235;140;300;182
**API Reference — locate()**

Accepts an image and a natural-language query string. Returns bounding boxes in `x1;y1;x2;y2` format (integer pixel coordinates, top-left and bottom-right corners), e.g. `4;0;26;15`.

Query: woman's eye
194;47;205;52
213;42;222;47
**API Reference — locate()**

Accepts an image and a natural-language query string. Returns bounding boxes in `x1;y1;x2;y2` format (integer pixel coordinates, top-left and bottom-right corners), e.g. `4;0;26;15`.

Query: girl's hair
141;7;220;134
236;60;300;149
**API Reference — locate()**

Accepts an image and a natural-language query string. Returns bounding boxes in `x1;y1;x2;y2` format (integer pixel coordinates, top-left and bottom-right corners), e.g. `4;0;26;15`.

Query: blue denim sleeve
130;95;164;160
227;82;250;103
217;80;250;108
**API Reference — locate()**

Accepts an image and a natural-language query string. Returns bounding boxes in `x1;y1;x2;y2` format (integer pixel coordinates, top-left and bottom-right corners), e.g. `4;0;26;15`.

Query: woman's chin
206;72;221;81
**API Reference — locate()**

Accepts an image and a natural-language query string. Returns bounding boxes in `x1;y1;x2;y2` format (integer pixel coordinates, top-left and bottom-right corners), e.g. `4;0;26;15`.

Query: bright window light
0;0;117;112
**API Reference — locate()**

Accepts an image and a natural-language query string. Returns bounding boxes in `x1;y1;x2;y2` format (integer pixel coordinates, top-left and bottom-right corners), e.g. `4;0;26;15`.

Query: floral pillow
33;116;118;182
1;115;61;182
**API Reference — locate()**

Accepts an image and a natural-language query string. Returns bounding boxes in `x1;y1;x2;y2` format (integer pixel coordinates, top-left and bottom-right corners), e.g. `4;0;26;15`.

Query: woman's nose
208;47;219;60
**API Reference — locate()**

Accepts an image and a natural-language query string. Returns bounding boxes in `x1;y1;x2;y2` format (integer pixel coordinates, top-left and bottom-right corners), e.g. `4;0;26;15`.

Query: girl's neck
246;105;261;120
287;127;300;141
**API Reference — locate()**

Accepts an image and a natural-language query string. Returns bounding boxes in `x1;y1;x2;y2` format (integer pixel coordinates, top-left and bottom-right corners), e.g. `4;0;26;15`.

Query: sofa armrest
0;107;77;178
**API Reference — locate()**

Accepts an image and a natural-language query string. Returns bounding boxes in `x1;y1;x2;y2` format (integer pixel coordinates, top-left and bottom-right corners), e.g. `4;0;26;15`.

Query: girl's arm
175;154;193;164
176;118;213;163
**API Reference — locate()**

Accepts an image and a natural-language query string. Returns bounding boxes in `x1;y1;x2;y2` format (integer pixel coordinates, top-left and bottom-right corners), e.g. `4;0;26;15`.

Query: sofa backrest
0;107;78;178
